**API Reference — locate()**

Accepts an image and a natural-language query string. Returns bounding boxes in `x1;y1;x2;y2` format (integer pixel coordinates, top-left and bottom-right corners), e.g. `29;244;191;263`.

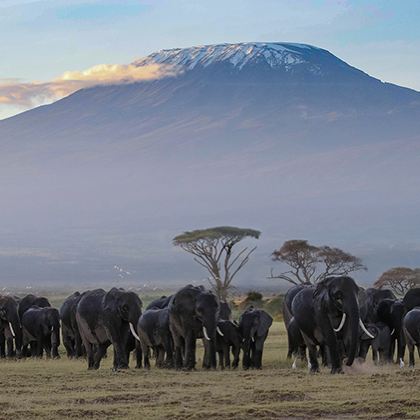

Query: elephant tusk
8;322;15;338
216;326;224;337
390;329;395;336
359;319;375;339
251;336;255;343
203;326;211;341
292;357;297;369
129;323;141;342
333;313;346;332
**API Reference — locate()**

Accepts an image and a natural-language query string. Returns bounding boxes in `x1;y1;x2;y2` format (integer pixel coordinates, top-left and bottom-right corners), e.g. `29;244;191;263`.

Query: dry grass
1;322;420;419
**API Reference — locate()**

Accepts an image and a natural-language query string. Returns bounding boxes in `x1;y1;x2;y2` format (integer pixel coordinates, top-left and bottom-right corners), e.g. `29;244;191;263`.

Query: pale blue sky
0;0;419;118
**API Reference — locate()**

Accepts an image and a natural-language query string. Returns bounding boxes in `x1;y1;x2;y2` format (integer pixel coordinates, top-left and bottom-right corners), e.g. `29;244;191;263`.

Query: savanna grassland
1;318;420;420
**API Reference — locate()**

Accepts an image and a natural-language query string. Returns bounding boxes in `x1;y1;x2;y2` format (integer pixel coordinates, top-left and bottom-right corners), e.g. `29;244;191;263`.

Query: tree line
173;226;420;300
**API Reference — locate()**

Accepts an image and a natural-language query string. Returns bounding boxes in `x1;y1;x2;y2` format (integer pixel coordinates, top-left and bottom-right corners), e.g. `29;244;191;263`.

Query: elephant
215;319;241;369
292;276;373;374
76;288;142;370
283;285;307;361
21;306;61;358
364;288;396;323
146;295;172;310
0;295;23;358
169;285;219;370
376;298;406;366
18;294;51;320
359;322;392;364
60;291;86;358
403;288;420;312
238;307;272;369
403;308;420;367
137;307;173;369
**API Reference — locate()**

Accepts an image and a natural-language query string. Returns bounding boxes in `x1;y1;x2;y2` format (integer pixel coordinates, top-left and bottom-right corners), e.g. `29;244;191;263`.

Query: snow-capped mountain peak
134;42;322;71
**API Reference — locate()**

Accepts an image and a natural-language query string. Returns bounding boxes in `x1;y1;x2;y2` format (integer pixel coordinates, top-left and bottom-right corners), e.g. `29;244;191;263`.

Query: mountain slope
0;42;419;286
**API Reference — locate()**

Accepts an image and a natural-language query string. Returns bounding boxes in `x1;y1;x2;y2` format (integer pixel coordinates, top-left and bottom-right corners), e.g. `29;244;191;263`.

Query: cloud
0;62;179;111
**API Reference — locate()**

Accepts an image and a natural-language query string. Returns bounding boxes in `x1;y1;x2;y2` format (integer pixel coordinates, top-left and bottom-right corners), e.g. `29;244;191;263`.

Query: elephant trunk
10;312;22;357
343;294;360;366
203;317;217;368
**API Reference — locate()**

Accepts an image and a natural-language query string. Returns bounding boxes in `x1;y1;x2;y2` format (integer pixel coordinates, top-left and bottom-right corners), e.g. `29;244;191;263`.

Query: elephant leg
75;332;84;358
224;345;230;369
202;340;209;369
253;337;266;369
6;337;14;358
163;335;173;368
390;339;396;363
143;345;151;369
408;343;415;367
242;341;252;370
217;350;224;370
173;337;183;370
232;344;240;369
397;336;405;366
36;339;43;358
372;347;378;365
184;333;196;370
63;337;74;358
81;336;95;369
43;335;52;359
307;343;320;373
134;339;142;369
0;333;5;358
93;343;108;370
157;346;166;367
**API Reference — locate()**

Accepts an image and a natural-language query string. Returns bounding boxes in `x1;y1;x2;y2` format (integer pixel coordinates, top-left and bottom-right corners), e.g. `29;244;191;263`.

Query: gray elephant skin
169;285;219;370
76;288;142;370
239;307;272;369
292;276;371;374
22;306;61;359
0;295;23;358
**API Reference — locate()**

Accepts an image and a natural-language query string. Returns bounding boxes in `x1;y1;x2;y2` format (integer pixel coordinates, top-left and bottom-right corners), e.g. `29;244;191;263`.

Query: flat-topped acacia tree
173;226;260;301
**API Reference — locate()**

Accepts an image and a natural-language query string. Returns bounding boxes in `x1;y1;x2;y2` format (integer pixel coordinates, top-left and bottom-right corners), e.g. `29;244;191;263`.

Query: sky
0;0;419;119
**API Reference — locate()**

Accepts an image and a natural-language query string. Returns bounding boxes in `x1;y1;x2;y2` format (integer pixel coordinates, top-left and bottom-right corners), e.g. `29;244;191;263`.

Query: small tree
269;239;366;285
173;226;260;301
374;267;420;296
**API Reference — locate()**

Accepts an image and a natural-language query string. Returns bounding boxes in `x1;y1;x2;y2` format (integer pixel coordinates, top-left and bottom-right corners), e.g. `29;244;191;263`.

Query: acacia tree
173;226;260;301
269;239;366;285
374;267;420;296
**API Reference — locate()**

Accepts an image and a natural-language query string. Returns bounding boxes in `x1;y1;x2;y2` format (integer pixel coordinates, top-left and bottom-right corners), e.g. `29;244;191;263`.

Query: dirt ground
1;322;420;419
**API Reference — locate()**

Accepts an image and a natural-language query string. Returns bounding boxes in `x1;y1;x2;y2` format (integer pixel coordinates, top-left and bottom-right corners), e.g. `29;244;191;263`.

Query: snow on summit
134;42;321;71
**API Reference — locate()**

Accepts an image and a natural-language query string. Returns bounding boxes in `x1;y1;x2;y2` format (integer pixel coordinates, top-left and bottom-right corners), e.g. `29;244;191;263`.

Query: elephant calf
137;307;173;369
215;320;241;369
359;322;392;365
239;307;273;369
22;306;61;359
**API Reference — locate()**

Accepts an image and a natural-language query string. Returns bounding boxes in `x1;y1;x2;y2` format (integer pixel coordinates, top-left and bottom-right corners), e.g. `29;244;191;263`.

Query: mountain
0;42;419;287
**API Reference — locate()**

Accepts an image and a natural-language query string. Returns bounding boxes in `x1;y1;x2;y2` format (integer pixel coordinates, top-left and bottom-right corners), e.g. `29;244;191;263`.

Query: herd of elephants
1;276;420;374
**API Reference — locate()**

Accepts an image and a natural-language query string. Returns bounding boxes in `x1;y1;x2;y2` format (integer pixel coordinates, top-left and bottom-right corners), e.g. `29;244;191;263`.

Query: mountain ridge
0;42;419;285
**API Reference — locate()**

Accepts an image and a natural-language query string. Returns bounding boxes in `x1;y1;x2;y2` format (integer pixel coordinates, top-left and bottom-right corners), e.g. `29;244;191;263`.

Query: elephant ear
170;286;197;313
257;310;273;337
103;288;125;313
